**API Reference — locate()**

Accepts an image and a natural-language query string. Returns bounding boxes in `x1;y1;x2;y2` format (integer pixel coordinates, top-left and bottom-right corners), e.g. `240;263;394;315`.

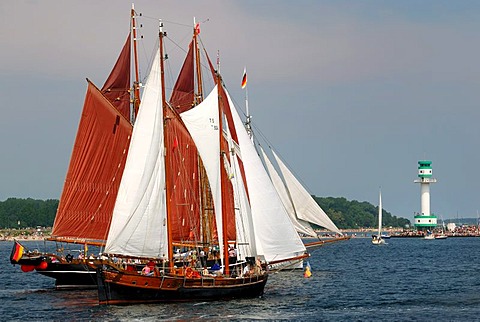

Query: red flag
195;23;200;35
241;68;247;89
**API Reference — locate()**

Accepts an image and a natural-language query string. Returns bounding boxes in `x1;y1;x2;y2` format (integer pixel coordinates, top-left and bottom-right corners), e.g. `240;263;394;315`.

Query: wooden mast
193;19;215;254
193;18;204;104
216;56;230;275
159;20;173;269
131;4;141;118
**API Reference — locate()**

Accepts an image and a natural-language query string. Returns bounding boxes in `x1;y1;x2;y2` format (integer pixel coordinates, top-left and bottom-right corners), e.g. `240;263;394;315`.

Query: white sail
260;147;317;238
180;86;225;260
272;149;342;235
226;90;306;263
223;118;257;261
105;50;169;258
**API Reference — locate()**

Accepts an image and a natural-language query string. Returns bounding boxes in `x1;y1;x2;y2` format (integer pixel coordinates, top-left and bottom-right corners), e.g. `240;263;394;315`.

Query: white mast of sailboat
377;188;382;238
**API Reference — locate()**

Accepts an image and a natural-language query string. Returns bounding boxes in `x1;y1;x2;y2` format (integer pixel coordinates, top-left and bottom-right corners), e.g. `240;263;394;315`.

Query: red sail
101;33;132;121
218;85;239;242
170;41;195;113
204;48;217;83
164;108;201;242
51;81;132;242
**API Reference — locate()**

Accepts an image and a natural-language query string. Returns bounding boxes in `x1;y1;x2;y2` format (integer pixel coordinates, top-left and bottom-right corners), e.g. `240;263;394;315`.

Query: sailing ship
171;23;309;272
96;18;281;304
372;189;385;245
435;216;448;239
9;6;142;289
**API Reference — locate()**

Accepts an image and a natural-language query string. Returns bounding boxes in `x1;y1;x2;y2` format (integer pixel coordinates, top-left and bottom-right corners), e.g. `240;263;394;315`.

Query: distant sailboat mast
378;188;382;237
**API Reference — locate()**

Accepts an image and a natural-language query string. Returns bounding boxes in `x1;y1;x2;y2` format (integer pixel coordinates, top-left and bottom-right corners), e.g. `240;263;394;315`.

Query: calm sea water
1;237;480;321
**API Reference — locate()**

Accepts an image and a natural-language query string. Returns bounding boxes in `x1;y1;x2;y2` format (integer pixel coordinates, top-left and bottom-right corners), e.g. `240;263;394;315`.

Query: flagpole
242;67;252;137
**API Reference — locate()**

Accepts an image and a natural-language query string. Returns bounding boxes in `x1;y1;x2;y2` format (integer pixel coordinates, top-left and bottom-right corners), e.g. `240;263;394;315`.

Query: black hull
10;241;99;289
14;255;98;289
37;262;98;289
97;269;268;304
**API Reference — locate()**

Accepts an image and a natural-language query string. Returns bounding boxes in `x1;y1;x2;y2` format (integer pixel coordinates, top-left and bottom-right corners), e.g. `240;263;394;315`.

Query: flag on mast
241;68;247;89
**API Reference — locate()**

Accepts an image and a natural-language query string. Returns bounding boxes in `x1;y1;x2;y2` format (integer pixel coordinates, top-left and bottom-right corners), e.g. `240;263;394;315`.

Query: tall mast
193;17;204;104
159;19;172;268
217;74;230;276
192;18;215;254
131;4;141;118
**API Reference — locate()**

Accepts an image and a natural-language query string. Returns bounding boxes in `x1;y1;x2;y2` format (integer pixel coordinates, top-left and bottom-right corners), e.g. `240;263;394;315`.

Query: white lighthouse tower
414;160;437;230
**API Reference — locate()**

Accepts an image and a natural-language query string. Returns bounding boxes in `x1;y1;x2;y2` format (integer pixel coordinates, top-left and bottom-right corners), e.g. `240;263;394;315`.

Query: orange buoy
36;261;48;270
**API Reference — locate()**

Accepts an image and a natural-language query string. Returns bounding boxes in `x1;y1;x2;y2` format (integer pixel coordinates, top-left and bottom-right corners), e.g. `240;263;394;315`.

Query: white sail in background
180;86;225;260
226;90;306;262
260;146;317;237
272;149;342;235
105;50;169;258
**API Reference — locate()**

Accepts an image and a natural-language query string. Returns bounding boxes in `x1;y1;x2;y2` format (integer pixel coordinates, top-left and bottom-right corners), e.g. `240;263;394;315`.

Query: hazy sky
1;0;480;221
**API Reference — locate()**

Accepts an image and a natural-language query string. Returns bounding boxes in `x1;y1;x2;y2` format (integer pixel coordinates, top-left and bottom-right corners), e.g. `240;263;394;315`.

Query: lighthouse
414;160;437;230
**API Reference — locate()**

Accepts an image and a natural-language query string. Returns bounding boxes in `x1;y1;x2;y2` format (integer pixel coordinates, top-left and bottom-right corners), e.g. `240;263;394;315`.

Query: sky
1;0;480;221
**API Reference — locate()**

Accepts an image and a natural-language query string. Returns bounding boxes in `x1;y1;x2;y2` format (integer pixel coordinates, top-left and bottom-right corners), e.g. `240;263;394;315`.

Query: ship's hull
13;254;99;289
97;268;268;304
36;261;98;289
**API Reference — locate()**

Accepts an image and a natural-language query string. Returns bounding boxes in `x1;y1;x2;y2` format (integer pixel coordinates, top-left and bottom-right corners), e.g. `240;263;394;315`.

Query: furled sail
272;149;342;235
260;147;318;237
105;50;169;258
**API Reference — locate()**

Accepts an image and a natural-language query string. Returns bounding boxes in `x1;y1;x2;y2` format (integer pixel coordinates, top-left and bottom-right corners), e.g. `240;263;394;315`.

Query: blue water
1;238;480;321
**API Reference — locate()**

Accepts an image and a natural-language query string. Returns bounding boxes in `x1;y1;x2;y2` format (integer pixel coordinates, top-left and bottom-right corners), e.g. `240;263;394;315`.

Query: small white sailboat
372;189;385;245
424;232;435;240
435;217;448;239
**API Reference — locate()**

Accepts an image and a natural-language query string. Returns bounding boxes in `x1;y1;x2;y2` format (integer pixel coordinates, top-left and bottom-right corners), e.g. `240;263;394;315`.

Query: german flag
241;68;247;89
10;240;25;263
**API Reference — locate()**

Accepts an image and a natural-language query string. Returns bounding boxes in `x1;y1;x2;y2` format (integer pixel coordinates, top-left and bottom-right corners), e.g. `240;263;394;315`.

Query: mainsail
51;33;134;244
105;50;168;258
180;86;225;259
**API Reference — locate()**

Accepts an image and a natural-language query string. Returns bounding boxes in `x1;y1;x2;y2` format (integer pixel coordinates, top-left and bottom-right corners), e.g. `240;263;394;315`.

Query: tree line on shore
0;197;411;229
314;196;410;229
